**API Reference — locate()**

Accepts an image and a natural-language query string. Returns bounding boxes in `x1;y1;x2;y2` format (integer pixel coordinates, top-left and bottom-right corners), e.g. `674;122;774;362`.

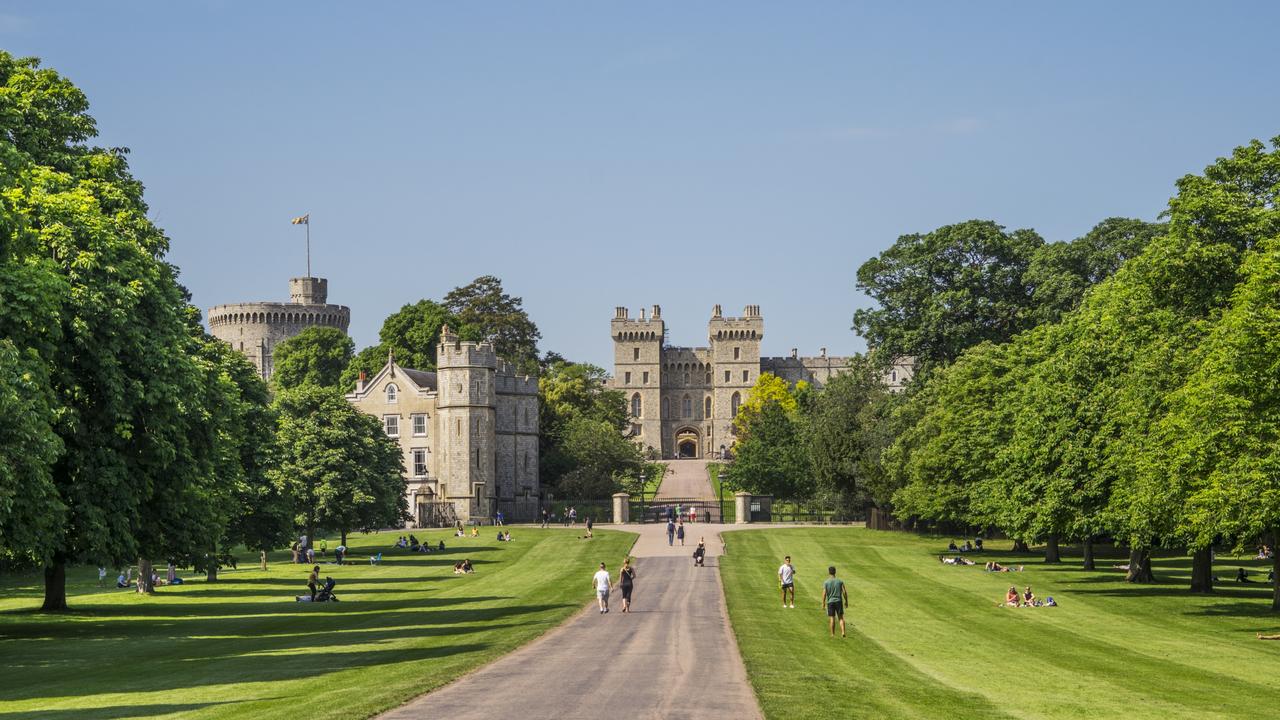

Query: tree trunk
1044;535;1061;563
1082;536;1095;571
1189;547;1214;593
206;563;218;583
1011;539;1029;553
260;550;268;572
42;558;68;611
341;529;348;546
1125;547;1155;583
137;558;155;594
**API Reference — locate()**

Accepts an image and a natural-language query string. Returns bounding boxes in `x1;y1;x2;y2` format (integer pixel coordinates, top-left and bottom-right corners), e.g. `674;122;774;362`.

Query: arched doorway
675;427;699;458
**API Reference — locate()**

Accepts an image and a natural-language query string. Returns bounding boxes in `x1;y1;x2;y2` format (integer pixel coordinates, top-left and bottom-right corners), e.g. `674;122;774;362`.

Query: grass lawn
720;527;1280;720
0;527;635;720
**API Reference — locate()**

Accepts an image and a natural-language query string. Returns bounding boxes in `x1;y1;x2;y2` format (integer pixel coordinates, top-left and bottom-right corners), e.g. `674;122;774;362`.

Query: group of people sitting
1256;545;1274;560
496;530;513;542
946;538;984;553
395;535;447;553
453;559;475;574
985;561;1024;572
1232;567;1276;583
1001;585;1055;608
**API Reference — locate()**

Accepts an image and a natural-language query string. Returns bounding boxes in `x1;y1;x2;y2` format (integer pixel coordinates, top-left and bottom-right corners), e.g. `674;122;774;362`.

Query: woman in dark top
619;557;637;613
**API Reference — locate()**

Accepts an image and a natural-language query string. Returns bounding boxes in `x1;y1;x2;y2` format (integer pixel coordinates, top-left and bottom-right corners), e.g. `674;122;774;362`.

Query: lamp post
719;444;727;523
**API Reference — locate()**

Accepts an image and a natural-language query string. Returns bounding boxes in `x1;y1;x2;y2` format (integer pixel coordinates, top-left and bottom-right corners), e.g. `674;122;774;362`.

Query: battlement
611;305;665;341
289;276;328;304
708;304;764;341
495;367;539;395
437;327;498;369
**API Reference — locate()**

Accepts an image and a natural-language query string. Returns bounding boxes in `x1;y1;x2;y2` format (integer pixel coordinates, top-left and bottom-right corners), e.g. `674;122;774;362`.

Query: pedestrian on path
667;518;676;546
677;521;686;546
778;555;796;608
820;565;848;638
541;508;549;528
619;558;636;612
593;562;612;614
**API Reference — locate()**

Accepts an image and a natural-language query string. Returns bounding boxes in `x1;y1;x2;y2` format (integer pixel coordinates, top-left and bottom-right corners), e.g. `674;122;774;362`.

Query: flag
291;214;309;225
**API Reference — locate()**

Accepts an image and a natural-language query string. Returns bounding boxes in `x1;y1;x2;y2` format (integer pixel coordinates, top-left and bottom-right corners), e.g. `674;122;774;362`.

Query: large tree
805;358;896;514
271;326;355;392
726;400;811;500
853;220;1044;371
444;275;541;374
339;299;458;391
1024;217;1164;324
271;386;407;545
537;360;643;497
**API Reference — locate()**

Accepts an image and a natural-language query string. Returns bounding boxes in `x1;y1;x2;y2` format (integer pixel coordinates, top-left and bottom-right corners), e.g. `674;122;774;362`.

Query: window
683;372;689;385
734;347;740;360
706;372;712;384
631;393;642;418
704;396;712;418
625;371;632;384
662;397;669;418
412;414;427;436
742;370;749;382
385;384;398;403
522;452;529;473
724;370;730;382
891;370;898;382
731;392;741;417
384;415;400;437
633;347;640;360
456;418;461;435
643;371;649;384
682;395;692;418
474;448;480;467
523;406;530;425
412;449;428;477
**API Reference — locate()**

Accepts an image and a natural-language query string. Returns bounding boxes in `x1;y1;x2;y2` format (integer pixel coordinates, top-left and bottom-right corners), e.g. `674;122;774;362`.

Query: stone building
345;326;540;527
608;304;914;459
207;277;351;380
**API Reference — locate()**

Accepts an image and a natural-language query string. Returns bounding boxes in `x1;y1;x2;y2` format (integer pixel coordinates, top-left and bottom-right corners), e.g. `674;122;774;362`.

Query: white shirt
594;570;611;592
779;563;795;585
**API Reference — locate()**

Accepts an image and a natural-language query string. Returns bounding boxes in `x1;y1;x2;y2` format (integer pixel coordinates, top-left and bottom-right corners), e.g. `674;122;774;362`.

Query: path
655;459;715;500
378;523;761;720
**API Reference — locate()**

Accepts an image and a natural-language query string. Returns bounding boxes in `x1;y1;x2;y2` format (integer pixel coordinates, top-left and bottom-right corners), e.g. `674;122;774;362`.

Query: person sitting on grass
471;526;479;538
395;536;408;549
497;531;505;541
408;534;420;551
453;561;465;574
438;540;446;551
116;570;131;589
975;538;984;551
964;540;973;552
1237;567;1254;583
503;531;512;542
461;559;474;573
1002;586;1020;607
948;541;959;551
1022;586;1036;606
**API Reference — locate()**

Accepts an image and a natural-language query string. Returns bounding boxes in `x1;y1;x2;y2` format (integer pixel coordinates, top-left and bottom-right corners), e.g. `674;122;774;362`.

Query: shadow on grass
0;700;252;720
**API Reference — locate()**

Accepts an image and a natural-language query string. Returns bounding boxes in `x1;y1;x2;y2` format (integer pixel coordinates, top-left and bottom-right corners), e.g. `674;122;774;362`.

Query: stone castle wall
208;277;350;379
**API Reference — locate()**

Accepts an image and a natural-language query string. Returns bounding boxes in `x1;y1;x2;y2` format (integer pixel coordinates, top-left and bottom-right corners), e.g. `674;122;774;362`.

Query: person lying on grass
1258;633;1280;640
940;555;975;565
985;561;1024;572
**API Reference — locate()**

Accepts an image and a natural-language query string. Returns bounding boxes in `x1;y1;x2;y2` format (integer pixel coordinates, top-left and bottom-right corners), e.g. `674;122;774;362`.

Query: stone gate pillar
735;491;752;524
612;493;631;524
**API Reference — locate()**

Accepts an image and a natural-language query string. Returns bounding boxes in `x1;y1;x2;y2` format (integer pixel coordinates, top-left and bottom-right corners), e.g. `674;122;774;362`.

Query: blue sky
4;2;1278;367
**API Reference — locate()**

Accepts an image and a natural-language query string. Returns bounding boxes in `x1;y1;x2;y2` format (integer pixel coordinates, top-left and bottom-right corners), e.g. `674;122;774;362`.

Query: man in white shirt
592;562;612;614
778;555;796;608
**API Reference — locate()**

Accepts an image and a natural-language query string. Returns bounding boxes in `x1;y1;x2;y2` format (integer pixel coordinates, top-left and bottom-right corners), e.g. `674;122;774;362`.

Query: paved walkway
378;523;761;720
654;459;716;500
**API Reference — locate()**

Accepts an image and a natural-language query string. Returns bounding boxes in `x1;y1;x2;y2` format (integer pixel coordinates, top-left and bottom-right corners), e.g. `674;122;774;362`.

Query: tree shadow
0;700;252;720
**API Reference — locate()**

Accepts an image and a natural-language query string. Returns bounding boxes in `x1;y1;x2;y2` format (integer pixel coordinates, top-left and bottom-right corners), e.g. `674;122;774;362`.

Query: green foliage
727;401;811;499
805;359;896;511
271;386;408;539
1025;217;1164;323
271;326;355;393
444;275;542;374
853;219;1044;371
538;360;645;498
732;372;804;437
0;340;62;561
339;299;458;391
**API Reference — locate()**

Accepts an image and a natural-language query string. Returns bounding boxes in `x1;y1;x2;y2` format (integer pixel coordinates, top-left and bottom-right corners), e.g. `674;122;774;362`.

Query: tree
853;220;1044;372
272;386;407;545
727;401;811;500
0;53;248;608
271;326;354;392
339;299;458;391
537;359;643;497
552;416;647;499
444;275;541;374
1025;217;1164;323
805;358;894;513
732;372;804;437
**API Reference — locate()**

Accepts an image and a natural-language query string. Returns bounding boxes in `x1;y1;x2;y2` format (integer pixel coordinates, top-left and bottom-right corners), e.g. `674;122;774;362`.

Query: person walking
541;508;549;528
666;518;676;546
593;562;612;614
676;521;686;546
319;538;327;557
307;565;321;601
618;558;637;613
779;555;796;608
820;565;848;638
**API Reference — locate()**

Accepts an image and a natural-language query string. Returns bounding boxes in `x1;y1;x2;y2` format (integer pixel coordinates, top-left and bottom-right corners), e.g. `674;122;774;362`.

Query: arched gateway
675;427;700;458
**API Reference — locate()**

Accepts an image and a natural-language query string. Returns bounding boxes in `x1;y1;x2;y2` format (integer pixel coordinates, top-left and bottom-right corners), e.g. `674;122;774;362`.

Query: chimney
791;348;798;359
614;306;628;320
712;304;722;318
652;304;661;319
820;347;827;358
640;307;647;321
357;370;367;392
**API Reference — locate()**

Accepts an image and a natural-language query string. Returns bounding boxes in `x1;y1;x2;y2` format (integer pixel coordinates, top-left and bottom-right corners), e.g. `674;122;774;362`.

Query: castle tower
435;325;498;523
708;304;763;453
208;276;350;380
611;305;665;456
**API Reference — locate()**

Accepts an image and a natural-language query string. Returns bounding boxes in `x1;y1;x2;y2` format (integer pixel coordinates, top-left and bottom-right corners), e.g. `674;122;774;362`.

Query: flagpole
306;219;311;278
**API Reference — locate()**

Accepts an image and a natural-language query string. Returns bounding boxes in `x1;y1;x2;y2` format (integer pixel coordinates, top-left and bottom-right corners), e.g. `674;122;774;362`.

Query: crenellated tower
611;305;665;456
435;326;498;521
708;304;763;452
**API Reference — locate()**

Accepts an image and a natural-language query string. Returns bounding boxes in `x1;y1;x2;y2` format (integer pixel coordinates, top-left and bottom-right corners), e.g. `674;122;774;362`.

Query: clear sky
4;2;1278;368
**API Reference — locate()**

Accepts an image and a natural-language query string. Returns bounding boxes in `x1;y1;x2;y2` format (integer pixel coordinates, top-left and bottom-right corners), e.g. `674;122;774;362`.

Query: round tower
207;276;351;380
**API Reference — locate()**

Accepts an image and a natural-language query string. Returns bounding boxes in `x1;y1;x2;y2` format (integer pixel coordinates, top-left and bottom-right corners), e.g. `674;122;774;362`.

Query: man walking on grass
821;565;848;637
593;562;612;614
778;555;796;608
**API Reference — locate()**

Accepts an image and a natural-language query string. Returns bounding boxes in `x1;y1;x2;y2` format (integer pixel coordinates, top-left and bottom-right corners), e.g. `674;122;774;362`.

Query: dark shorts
827;601;844;618
781;582;794;590
621;584;633;601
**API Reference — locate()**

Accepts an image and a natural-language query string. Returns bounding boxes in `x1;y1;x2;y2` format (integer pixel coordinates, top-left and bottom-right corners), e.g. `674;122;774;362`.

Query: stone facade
208;277;351;380
345;327;540;527
608;304;914;459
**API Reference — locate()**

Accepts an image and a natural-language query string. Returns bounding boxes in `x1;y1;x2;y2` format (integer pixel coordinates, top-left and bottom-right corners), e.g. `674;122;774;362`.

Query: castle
608;304;912;459
207;277;351;380
345;326;540;526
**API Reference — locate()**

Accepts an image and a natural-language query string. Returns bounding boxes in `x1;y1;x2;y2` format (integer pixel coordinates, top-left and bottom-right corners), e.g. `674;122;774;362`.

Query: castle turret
708;304;764;451
208;276;350;379
435;326;499;522
611;306;665;456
